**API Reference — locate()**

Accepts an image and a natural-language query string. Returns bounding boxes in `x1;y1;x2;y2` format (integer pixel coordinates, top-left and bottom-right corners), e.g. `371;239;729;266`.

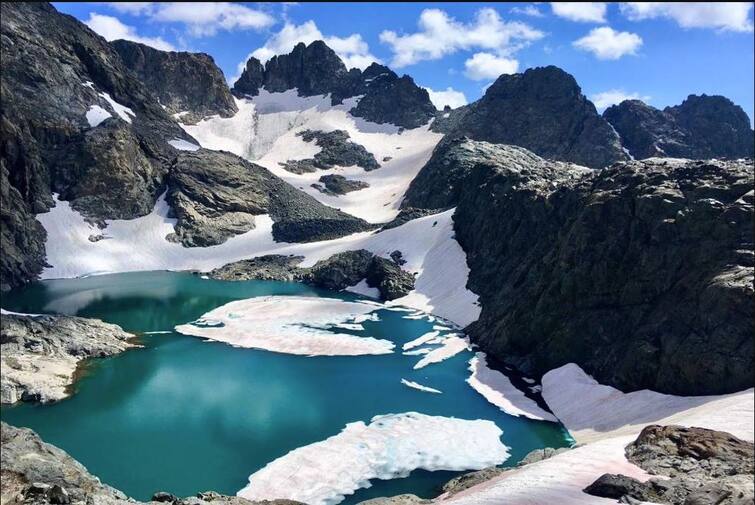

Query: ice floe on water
237;412;509;505
402;330;440;350
401;379;442;394
174;296;394;356
413;335;469;370
466;353;558;422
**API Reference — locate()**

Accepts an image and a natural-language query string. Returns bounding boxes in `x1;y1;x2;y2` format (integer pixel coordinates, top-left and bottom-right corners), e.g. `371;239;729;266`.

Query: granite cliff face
111;40;238;124
0;2;193;289
232;42;435;128
407;138;753;395
604;95;754;160
432;66;627;168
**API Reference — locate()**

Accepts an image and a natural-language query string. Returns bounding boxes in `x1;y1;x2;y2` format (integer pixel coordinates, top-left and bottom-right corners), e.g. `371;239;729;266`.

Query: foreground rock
280;130;379;174
111;40;238;124
433;66;627;168
232;42;435;128
0;313;135;404
0;422;303;505
406;138;754;395
584;425;754;504
208;250;415;301
167;150;372;246
604;95;754;160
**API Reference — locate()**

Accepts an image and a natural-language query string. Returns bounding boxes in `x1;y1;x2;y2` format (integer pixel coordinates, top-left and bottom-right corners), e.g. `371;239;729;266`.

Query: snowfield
238;412;510;505
182;90;443;223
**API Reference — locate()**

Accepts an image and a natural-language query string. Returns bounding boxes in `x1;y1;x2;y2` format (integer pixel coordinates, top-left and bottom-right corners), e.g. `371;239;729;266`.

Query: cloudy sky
55;2;754;122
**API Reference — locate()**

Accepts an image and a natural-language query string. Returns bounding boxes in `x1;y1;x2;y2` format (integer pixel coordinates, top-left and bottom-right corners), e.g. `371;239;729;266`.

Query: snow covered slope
182;90;443;223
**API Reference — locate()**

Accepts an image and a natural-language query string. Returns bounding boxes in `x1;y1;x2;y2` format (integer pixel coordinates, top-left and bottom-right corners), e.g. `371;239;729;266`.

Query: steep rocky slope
0;313;135;404
406;138;753;395
232;42;435;128
111;40;238;124
167;150;372;246
604;96;754;159
0;2;193;288
432;66;627;168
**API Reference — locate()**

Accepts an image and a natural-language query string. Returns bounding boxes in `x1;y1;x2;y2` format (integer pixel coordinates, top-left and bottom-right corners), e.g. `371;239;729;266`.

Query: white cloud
510;5;544;18
464;52;519;80
379;8;543;68
573;27;642;60
423;86;468;109
620;2;754;32
85;13;175;51
230;20;379;84
551;2;607;23
104;2;275;37
590;89;651;111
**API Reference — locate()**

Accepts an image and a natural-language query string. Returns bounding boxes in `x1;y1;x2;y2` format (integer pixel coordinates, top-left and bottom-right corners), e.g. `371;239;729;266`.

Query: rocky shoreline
0;313;136;405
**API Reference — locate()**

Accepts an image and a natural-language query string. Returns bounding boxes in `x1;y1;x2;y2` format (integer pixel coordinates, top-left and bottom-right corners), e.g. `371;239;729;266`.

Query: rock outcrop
0;422;304;505
167;150;372;246
585;425;754;504
312;174;369;195
208;249;415;301
0;313;135;404
604;95;754;160
432;66;627;168
0;2;194;289
232;42;435;129
111;40;238;124
280;130;379;174
406;138;754;395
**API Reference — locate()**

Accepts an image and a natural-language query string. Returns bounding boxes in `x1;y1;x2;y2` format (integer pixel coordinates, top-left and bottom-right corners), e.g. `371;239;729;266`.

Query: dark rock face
1;422;305;505
280;130;379;174
409;138;753;395
111;39;238;124
232;43;435;129
433;66;627;168
604;96;754;160
350;67;437;129
0;2;193;288
208;249;415;301
1;167;47;291
585;425;755;505
312;175;369;196
167;150;372;246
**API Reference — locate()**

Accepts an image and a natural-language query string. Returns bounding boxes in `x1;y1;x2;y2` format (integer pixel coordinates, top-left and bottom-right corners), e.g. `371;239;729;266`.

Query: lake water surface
1;271;570;503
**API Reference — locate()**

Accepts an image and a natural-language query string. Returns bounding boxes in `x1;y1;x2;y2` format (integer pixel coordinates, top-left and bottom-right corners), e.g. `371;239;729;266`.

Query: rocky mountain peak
111;39;237;124
231;40;436;129
605;94;754;159
434;65;627;168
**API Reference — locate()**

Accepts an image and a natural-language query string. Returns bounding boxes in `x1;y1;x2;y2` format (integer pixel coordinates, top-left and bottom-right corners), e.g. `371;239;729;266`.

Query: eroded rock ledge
207;250;415;301
0;313;135;404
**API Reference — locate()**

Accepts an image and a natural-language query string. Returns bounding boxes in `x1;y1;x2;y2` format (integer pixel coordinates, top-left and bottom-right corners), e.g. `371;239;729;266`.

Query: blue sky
54;2;754;123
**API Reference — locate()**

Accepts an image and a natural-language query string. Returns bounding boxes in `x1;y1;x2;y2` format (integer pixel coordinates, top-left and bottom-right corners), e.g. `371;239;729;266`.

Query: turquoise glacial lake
1;271;570;503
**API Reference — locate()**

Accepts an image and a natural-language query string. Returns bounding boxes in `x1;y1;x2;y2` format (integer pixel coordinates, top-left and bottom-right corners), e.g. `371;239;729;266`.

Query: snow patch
168;138;200;151
466;353;558;422
98;92;134;123
344;279;379;299
401;379;442;394
85;105;112;127
174;296;393;356
238;412;509;505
